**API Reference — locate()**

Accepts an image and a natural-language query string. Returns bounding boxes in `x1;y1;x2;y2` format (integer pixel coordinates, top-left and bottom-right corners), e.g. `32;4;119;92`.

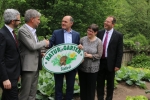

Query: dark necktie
12;30;18;46
102;31;108;58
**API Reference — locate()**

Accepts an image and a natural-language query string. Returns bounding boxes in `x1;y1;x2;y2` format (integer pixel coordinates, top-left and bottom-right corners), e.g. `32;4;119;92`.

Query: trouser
18;71;39;100
54;69;76;100
1;79;18;100
97;59;115;100
78;69;98;100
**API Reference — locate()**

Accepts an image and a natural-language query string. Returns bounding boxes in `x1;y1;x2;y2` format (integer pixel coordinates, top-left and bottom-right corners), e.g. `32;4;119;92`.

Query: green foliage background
1;0;150;99
127;53;150;69
1;0;150;42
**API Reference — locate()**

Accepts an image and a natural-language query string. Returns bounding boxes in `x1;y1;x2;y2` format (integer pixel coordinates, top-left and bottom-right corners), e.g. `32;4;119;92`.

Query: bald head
63;16;74;23
61;15;74;32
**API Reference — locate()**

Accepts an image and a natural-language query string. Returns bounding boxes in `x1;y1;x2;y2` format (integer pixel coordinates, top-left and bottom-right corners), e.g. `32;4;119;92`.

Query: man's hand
3;79;11;89
41;53;45;57
114;67;120;72
44;39;49;47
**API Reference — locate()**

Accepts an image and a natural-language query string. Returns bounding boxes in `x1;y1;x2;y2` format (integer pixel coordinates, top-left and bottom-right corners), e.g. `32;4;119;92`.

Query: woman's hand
84;52;92;58
78;44;83;50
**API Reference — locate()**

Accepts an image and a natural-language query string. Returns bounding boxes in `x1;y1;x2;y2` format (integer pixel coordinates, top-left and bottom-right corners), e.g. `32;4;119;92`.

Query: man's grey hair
70;17;74;22
24;9;41;23
3;9;20;24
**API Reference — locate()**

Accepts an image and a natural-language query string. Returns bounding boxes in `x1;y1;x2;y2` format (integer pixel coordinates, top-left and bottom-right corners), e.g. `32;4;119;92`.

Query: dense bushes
123;34;149;52
127;53;150;69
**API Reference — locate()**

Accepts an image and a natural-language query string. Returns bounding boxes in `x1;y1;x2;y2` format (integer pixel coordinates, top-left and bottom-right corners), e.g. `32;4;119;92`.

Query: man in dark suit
49;15;80;100
97;16;123;100
0;9;21;100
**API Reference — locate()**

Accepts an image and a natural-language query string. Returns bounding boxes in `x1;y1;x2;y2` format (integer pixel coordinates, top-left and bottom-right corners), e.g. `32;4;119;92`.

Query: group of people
0;8;123;100
0;9;49;100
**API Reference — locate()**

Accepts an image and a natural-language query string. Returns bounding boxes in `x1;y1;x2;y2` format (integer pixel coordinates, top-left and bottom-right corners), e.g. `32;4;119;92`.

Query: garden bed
0;82;150;100
73;82;150;100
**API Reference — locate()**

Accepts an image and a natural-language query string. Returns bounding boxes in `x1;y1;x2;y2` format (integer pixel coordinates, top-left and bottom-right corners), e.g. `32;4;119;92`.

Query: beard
14;23;19;28
34;23;39;29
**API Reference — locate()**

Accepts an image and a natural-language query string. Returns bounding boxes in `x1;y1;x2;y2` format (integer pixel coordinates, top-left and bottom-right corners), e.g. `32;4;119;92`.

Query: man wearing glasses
0;9;21;100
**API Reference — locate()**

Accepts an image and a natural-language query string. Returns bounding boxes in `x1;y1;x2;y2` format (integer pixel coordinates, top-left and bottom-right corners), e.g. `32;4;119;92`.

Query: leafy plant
127;53;150;69
123;34;149;52
142;69;150;81
115;66;148;89
123;39;135;50
131;34;148;47
36;69;80;100
36;69;55;100
114;78;118;88
126;95;148;100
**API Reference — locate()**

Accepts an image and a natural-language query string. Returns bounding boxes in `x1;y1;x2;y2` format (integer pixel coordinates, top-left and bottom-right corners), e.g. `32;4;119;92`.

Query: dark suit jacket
97;29;123;71
49;29;80;47
0;26;21;82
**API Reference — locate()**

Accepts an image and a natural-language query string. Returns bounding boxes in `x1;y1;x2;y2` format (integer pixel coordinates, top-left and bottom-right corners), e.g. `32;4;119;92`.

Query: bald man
49;16;80;100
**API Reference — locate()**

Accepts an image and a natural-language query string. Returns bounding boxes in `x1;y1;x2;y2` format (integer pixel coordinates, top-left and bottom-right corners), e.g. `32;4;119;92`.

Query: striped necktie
12;30;18;46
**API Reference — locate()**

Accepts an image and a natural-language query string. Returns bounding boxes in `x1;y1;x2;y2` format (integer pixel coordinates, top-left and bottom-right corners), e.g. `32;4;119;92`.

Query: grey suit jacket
18;24;46;71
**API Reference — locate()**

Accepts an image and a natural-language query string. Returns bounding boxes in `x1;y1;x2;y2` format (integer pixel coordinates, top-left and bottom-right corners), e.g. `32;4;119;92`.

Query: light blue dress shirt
64;30;72;43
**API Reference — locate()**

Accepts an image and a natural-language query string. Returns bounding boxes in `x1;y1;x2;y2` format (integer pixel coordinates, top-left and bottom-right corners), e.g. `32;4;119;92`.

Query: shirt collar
64;29;72;34
105;28;114;33
25;24;36;33
5;24;13;33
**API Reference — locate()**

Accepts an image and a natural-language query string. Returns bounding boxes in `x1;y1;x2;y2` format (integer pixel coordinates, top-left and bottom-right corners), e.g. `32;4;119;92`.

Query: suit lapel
23;24;36;43
72;31;75;43
61;29;64;43
101;30;105;40
108;30;116;46
3;26;17;47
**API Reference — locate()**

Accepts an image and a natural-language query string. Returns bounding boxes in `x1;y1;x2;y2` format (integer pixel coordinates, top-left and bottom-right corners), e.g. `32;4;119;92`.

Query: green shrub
123;34;149;53
127;53;150;69
123;39;135;50
126;95;148;100
131;34;148;46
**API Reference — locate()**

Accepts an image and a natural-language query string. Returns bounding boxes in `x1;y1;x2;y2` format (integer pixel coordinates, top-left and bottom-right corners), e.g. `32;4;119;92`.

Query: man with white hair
18;9;49;100
0;9;21;100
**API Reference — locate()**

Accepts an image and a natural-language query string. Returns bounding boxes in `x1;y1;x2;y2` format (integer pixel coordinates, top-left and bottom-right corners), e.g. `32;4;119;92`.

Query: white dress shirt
25;24;37;42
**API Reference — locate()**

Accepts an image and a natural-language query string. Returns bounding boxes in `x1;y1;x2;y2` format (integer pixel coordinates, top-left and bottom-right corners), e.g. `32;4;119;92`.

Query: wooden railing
122;50;134;66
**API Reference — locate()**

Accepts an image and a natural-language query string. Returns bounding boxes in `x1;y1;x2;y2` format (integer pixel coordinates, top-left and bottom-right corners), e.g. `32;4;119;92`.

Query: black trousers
54;69;76;100
0;79;18;100
97;59;115;100
78;69;98;100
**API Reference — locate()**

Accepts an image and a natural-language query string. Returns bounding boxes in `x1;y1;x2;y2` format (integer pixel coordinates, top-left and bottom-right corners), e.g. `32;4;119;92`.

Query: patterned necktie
12;30;18;46
102;31;108;58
